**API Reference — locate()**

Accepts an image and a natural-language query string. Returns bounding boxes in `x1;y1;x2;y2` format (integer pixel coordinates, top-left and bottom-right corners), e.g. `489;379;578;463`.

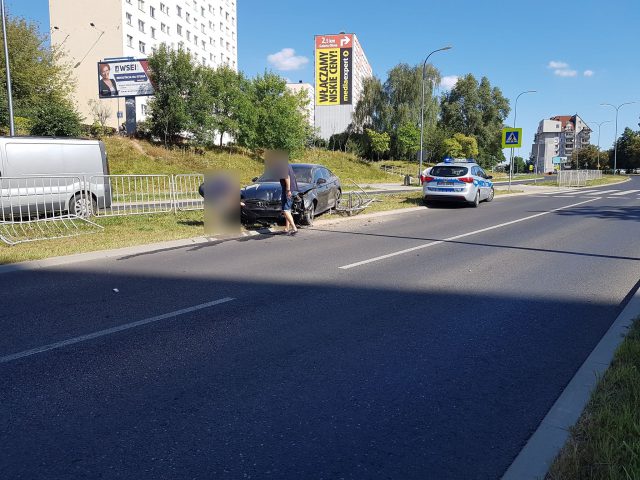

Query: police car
421;158;494;207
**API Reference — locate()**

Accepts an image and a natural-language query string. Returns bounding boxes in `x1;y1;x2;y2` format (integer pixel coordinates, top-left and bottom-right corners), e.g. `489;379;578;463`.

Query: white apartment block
531;114;591;173
286;81;315;128
49;0;238;129
314;33;373;140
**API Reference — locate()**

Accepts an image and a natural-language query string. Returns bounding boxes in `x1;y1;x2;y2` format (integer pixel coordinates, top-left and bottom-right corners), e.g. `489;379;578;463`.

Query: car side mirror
252;177;258;182
317;178;327;185
486;175;493;179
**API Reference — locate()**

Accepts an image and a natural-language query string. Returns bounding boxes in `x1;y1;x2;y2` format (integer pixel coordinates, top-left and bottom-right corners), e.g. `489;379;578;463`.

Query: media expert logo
315;34;353;106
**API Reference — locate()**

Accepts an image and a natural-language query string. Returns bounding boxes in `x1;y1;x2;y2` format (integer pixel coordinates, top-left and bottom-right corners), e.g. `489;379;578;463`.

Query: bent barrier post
0;176;102;245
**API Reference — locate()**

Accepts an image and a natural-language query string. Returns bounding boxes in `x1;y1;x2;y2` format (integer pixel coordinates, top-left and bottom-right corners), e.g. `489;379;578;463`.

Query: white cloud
554;69;578;77
440;75;459;90
548;60;569;69
547;60;579;77
583;70;595;77
267;48;309;71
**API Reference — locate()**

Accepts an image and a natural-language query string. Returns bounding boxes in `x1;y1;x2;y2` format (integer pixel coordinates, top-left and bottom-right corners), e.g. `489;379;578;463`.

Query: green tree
396;122;421;160
147;45;198;145
0;15;75;131
613;127;640;170
442;133;479;158
569;145;609;170
366;129;390;160
439;74;510;168
237;72;310;155
30;94;83;137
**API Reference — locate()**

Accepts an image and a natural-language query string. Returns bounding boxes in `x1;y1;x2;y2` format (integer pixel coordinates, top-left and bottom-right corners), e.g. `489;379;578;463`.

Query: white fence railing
0;176;102;245
92;174;174;217
173;174;205;212
557;170;603;188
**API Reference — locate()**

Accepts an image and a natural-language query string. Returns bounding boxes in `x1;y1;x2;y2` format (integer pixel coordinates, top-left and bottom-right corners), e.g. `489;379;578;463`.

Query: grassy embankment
547;316;640;480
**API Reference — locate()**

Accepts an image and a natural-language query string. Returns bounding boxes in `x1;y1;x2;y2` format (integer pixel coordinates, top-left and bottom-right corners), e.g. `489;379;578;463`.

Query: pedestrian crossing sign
502;128;522;148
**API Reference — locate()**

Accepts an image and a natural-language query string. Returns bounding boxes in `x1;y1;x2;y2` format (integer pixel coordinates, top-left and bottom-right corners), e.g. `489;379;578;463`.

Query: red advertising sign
315;34;353;50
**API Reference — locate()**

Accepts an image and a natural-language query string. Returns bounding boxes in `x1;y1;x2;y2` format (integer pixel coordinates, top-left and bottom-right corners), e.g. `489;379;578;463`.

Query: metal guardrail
0;176;102;245
92;174;174;217
335;179;378;216
557;170;603;188
173;174;205;212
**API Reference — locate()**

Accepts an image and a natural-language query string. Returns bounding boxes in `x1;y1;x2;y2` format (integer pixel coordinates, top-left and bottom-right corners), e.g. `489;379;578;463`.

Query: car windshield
430;166;469;177
257;165;313;184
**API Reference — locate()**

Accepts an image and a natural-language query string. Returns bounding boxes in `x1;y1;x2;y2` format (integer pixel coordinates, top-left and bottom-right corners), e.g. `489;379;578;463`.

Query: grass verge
547;316;640;480
535;175;628;188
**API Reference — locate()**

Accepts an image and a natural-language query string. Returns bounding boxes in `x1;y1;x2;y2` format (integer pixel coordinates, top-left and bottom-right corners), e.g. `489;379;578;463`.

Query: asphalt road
1;178;639;479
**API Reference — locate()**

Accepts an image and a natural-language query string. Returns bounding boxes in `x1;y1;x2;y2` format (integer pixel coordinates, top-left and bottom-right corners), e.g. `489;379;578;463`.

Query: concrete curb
502;282;640;479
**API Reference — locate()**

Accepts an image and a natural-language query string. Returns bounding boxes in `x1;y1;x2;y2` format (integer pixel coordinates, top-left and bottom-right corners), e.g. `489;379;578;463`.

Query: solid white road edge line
0;297;235;364
338;198;599;270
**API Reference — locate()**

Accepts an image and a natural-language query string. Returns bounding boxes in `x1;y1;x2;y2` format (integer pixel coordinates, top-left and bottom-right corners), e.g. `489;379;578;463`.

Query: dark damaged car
240;163;341;227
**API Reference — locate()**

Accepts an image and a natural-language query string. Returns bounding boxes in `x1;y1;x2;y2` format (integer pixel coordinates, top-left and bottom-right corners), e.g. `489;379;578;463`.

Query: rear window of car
430;166;468;177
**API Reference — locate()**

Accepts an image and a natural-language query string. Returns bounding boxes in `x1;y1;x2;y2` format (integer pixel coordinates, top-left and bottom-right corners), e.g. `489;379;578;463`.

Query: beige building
49;0;238;129
286;81;315;128
531;114;591;172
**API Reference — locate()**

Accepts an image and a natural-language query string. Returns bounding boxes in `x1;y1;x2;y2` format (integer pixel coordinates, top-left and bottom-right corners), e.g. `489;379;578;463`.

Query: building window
209;20;213;30
126;0;131;3
141;103;147;115
177;24;182;35
178;41;184;49
201;23;205;33
160;3;168;14
151;27;156;39
209;4;213;14
201;40;206;50
151;46;157;54
138;0;144;12
186;30;191;41
226;41;229;51
210;37;214;46
161;22;167;33
186;12;190;23
138;19;145;33
150;6;155;18
194;35;198;45
126;12;132;25
126;34;133;47
139;41;146;53
177;6;182;17
220;22;223;31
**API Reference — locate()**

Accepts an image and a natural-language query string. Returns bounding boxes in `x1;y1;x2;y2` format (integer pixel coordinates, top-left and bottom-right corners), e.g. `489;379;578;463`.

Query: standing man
280;160;299;236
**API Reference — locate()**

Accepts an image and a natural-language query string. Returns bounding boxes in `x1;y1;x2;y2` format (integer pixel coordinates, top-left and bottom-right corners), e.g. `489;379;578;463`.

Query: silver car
421;159;494;207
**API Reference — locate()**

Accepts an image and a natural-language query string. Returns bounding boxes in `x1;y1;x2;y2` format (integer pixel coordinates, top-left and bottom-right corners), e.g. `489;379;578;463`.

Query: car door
320;167;339;208
313;168;330;213
477;167;490;199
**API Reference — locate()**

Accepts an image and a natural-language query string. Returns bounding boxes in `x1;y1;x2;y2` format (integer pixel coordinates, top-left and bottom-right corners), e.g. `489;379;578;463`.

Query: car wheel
301;201;315;226
334;189;342;208
71;193;97;217
469;190;480;208
485;187;495;202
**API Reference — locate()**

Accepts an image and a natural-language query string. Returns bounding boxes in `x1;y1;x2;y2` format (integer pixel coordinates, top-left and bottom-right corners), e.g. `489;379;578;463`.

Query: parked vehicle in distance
421;158;494;207
240;163;341;227
0;137;111;219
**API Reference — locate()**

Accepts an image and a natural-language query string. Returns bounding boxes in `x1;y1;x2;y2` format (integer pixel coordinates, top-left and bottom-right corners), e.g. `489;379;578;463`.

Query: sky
7;0;640;159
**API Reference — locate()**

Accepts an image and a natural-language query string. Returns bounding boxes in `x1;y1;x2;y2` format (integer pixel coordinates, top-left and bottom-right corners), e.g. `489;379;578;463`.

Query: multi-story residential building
531;114;591;173
49;0;238;129
286;81;315;128
314;33;372;140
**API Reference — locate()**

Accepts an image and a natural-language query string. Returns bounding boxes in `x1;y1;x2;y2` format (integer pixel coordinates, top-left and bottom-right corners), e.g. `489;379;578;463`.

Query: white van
0;137;111;219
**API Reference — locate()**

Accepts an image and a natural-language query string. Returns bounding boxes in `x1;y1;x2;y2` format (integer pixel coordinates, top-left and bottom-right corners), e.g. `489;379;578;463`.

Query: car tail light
459;177;474;183
421;175;434;184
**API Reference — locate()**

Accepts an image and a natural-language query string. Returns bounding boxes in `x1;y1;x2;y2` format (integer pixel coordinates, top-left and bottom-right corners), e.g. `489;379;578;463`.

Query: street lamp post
1;0;15;136
74;22;105;69
584;120;611;169
419;46;452;181
508;90;536;191
601;102;636;174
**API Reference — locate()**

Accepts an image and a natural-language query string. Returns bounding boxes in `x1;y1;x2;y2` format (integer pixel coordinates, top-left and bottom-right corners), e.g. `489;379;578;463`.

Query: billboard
315;34;352;106
97;59;154;98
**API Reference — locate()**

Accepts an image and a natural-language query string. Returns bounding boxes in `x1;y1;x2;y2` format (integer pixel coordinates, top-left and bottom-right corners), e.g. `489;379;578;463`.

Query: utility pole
1;0;15;136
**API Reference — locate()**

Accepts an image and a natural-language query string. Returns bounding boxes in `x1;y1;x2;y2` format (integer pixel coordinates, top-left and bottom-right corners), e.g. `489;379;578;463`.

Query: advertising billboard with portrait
97;59;154;98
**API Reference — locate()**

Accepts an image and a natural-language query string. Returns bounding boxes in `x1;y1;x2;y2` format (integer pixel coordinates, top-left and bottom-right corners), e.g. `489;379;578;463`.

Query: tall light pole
584;120;610;169
601;101;636;174
419;45;452;180
52;26;70;48
508;90;536;190
74;22;105;69
1;0;15;136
